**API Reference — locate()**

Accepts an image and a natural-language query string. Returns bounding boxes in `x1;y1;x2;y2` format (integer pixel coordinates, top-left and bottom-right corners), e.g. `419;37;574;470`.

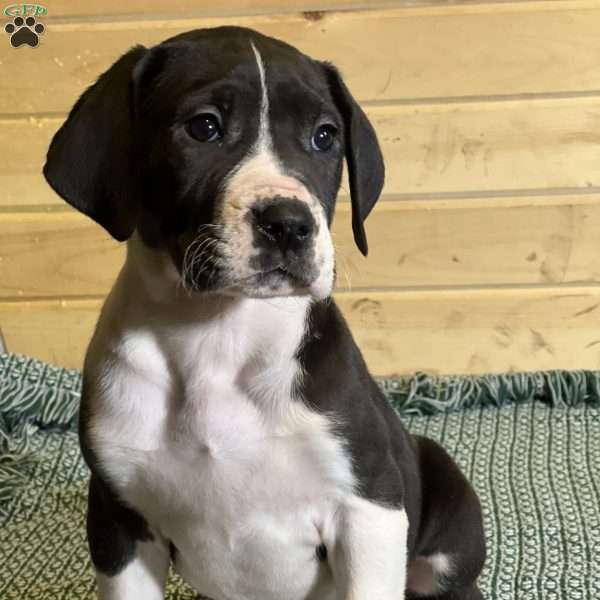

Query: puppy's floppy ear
322;63;385;256
43;45;147;241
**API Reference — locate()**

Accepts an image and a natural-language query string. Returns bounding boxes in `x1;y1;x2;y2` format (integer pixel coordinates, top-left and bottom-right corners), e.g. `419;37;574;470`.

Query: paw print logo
5;16;45;48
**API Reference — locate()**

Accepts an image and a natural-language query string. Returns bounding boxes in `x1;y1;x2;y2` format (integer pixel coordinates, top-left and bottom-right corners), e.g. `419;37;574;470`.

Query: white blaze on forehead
250;41;271;152
216;41;336;299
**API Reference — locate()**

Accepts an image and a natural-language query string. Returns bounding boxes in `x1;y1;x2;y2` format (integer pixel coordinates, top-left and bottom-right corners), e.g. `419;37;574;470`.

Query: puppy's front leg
88;475;170;600
330;496;409;600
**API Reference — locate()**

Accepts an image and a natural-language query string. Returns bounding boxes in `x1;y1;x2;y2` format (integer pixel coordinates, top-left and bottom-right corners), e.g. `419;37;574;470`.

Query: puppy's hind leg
87;475;170;600
96;538;170;600
406;584;484;600
407;436;486;599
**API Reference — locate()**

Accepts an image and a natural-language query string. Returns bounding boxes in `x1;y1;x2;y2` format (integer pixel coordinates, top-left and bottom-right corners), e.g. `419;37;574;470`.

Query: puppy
44;26;486;600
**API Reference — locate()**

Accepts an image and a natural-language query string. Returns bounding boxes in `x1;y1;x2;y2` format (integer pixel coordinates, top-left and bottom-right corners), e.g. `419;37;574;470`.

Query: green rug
1;352;599;599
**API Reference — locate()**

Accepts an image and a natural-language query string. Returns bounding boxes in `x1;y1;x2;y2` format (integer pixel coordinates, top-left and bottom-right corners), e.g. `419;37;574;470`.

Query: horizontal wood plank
5;97;600;208
0;300;99;370
338;287;600;375
0;211;121;299
44;0;423;20
43;1;558;21
335;198;600;288
2;3;600;114
2;196;600;298
370;97;600;195
3;286;600;374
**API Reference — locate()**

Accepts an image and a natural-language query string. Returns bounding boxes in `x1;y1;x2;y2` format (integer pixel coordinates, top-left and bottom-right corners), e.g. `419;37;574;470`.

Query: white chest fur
86;282;355;600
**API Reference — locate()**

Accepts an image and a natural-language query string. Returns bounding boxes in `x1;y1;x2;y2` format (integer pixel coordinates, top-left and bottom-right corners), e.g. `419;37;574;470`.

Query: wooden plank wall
1;0;600;375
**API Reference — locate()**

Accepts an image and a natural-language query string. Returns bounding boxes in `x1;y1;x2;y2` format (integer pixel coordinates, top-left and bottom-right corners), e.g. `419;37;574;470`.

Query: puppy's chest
95;335;353;511
100;373;349;513
94;362;350;599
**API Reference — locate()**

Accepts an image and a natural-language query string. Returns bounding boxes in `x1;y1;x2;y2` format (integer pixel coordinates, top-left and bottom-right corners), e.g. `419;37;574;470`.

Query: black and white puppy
44;27;486;600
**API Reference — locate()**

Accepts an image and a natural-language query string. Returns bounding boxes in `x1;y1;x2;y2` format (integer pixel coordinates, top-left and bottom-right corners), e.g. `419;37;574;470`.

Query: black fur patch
297;300;486;590
316;543;327;561
79;380;155;577
87;474;154;576
296;300;422;549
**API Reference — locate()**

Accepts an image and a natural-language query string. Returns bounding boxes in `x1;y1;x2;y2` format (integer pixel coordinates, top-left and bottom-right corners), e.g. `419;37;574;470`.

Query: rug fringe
382;370;600;414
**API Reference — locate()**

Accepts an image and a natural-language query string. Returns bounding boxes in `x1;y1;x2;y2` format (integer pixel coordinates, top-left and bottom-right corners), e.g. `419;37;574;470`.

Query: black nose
253;199;315;254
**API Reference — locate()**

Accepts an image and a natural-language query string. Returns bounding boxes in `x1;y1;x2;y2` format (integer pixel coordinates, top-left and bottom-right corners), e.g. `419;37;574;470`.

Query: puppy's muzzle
252;198;315;256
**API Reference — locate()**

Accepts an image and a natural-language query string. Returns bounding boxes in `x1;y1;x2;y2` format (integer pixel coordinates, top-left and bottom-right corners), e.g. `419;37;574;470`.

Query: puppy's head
44;27;384;299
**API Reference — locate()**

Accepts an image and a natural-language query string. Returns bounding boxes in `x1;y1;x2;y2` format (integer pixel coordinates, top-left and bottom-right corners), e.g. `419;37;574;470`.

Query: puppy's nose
253;199;315;254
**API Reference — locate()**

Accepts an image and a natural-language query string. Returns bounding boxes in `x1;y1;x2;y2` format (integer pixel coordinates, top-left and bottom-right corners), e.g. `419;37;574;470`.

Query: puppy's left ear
322;63;385;256
43;45;147;241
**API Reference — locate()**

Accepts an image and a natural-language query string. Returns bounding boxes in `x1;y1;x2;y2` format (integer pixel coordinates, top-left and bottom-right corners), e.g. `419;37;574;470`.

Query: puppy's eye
186;113;223;143
312;124;337;152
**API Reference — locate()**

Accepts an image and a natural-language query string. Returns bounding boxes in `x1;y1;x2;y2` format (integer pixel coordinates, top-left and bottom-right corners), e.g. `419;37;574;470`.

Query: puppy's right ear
43;46;147;241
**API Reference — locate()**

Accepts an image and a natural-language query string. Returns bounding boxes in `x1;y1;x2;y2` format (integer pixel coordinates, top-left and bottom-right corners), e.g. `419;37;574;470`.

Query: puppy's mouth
238;263;315;296
257;264;308;284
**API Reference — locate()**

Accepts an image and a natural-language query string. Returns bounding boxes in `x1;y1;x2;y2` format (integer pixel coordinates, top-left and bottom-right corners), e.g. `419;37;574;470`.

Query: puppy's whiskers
330;232;352;292
180;226;224;293
335;251;353;292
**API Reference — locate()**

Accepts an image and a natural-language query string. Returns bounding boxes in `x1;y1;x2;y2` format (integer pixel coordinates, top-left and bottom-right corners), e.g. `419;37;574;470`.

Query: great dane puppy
44;26;486;600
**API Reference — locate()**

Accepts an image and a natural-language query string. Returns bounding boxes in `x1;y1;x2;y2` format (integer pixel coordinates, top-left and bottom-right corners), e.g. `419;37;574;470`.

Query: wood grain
0;300;99;369
334;198;600;289
3;3;600;114
370;97;600;195
2;196;600;299
45;0;421;20
3;286;600;374
0;211;120;298
44;1;561;21
337;287;600;375
5;96;600;208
